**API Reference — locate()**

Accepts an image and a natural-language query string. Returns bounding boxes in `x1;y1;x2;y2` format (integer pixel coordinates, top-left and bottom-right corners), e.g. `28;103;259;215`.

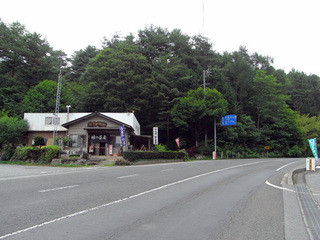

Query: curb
287;164;306;185
291;168;306;185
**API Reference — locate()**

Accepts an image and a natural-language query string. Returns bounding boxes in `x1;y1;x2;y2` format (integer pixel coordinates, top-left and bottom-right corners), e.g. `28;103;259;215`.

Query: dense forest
1;20;320;157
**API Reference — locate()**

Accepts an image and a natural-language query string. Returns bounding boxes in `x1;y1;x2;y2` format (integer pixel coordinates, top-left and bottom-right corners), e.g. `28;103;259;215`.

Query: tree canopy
1;20;319;156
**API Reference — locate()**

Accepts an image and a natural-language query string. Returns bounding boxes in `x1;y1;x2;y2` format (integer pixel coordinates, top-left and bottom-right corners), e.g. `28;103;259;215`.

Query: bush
0;145;16;161
123;150;187;162
198;146;215;156
286;145;304;157
10;146;34;161
39;146;60;163
154;144;167;152
33;136;46;147
115;158;131;166
185;146;198;157
10;145;60;163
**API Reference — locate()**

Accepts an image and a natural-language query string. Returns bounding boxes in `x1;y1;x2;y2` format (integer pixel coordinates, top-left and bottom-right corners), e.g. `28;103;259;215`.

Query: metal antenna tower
202;0;205;36
52;62;62;144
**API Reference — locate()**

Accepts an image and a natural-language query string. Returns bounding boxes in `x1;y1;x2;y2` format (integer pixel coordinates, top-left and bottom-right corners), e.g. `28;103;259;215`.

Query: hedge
11;146;60;163
123;150;187;162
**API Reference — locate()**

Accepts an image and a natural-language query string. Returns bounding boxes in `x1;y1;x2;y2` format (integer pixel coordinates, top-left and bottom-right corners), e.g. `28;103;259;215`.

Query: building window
45;117;60;125
69;135;86;147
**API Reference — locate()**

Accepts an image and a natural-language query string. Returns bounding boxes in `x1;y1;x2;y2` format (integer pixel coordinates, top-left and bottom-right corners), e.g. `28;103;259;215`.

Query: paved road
0;158;308;240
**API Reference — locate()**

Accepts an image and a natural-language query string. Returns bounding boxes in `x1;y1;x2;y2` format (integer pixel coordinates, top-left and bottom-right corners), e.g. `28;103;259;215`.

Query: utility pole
203;69;211;146
203;70;207;146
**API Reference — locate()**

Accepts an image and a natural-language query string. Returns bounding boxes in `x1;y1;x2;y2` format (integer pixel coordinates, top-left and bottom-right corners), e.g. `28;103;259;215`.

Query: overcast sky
1;0;319;76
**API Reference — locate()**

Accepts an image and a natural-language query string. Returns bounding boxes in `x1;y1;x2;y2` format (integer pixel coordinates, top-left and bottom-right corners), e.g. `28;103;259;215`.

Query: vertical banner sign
175;138;180;148
119;126;127;146
175;138;180;151
308;138;318;160
153;127;158;145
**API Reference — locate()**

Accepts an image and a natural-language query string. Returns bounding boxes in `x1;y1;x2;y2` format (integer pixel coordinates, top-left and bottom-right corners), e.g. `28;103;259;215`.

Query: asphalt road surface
0;158;308;240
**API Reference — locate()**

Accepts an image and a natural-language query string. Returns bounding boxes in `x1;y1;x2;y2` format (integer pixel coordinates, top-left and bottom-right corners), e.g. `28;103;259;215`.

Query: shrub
10;146;34;161
10;145;60;163
154;144;167;152
0;145;16;161
39;146;60;163
123;150;187;162
33;136;45;147
185;146;198;157
115;158;131;166
286;145;304;157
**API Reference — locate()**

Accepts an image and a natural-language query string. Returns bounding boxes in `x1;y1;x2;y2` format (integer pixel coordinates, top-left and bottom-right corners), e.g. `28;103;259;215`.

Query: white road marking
276;161;300;171
0;161;260;239
161;168;174;172
0;168;105;182
117;174;139;179
39;185;79;193
265;180;295;192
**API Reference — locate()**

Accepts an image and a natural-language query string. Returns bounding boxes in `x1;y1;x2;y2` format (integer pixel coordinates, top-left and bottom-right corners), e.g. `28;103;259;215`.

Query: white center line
117;174;139;179
276;161;300;171
0;161;260;240
161;169;174;172
39;185;79;193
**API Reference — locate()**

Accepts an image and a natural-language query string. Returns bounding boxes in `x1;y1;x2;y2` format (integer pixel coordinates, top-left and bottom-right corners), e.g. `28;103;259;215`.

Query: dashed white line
39;185;79;193
117;174;139;179
0;161;260;239
161;169;174;172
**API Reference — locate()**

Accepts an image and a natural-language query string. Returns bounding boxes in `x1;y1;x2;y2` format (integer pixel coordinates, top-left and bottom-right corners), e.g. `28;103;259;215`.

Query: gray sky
1;0;319;76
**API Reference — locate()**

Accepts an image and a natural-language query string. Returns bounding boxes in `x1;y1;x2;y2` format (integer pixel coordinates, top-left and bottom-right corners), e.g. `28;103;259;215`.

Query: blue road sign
221;115;237;126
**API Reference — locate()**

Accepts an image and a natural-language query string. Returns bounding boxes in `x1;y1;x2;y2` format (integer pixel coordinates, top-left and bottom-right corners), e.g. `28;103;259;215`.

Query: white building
24;112;150;156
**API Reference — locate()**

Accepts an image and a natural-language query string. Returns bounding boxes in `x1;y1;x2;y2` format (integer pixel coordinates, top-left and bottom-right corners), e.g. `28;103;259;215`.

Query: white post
214;118;217;158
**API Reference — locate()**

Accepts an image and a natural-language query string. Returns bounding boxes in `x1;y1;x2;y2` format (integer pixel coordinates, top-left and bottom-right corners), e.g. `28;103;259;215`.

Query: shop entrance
88;133;109;156
99;142;106;155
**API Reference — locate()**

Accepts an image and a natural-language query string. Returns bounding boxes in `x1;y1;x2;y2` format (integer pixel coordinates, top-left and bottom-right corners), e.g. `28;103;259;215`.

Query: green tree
0;20;66;116
286;70;320;116
0;116;29;150
171;87;228;147
22;80;73;113
249;70;304;154
68;45;98;82
79;42;154;133
218;115;261;154
296;114;320;140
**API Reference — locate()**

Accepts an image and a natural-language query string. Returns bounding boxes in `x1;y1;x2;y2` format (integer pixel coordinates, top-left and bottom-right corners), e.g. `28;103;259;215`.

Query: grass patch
102;163;115;167
0;161;90;167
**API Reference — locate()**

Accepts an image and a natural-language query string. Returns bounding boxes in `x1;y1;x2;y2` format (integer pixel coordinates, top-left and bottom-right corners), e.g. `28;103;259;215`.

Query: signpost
221;115;237;126
153;127;158;145
264;146;270;158
215;115;237;159
306;158;316;171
